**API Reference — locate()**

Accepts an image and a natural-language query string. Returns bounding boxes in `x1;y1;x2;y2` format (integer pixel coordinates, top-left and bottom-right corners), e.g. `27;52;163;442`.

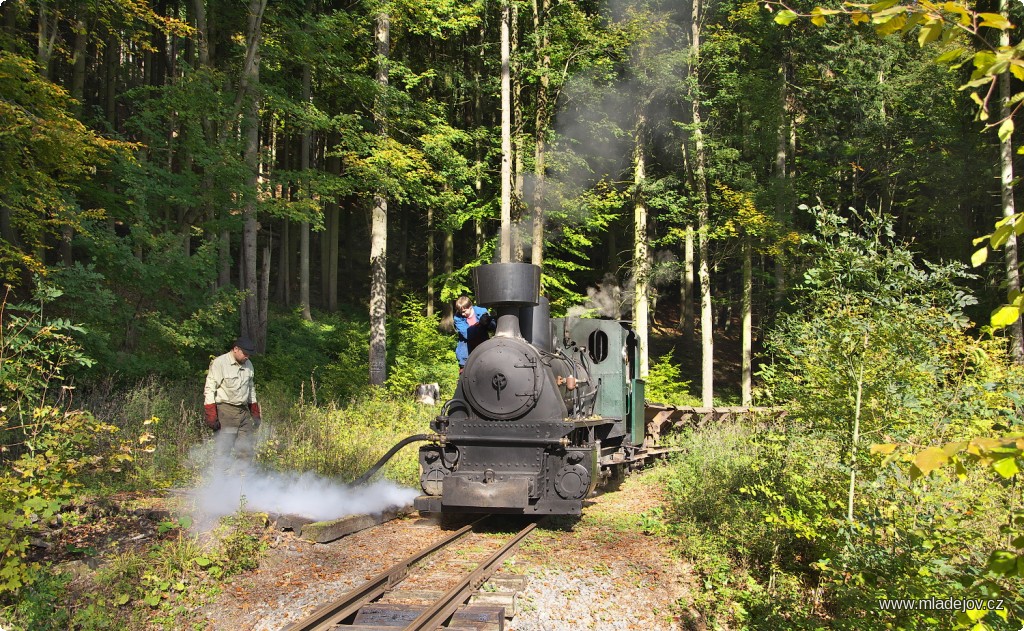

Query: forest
1;0;1024;627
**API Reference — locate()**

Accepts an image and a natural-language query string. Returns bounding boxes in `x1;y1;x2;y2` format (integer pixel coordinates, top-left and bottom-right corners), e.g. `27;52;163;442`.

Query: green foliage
0;572;78;631
756;209;994;605
1;283;94;422
0;51;128;283
201;513;267;578
260;393;436;485
0;511;268;630
664;422;839;628
259;306;370;403
664;209;1023;629
48;228;244;380
0;406;122;596
644;349;699;407
0;285;135;597
385;297;459;398
76;378;211;490
759;207;977;444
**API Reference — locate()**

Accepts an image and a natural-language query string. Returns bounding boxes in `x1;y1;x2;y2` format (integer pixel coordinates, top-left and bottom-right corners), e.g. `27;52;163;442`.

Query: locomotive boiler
413;262;649;516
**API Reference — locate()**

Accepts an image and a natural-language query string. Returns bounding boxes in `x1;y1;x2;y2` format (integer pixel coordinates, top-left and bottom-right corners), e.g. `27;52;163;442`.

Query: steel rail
404;520;537;630
280;520;480;631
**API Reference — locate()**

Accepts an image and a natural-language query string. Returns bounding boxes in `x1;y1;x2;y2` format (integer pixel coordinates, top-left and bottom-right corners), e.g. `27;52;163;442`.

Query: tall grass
259;392;436;486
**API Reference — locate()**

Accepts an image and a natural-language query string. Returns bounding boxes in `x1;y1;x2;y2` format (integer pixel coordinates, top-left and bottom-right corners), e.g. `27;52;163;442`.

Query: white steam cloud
183;441;418;533
570;252;679;320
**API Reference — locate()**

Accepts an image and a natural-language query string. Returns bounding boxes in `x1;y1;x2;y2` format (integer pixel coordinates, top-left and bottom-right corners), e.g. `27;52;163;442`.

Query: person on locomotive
453;295;495;371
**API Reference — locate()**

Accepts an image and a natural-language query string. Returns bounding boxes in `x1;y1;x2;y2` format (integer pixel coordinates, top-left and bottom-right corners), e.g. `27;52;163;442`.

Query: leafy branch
768;0;1024;331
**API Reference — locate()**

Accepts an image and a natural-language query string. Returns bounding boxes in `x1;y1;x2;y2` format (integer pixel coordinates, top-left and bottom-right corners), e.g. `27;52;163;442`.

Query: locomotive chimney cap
473;263;541;307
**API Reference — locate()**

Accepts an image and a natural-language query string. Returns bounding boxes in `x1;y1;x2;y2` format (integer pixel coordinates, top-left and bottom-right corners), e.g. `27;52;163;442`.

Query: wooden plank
381;589;447;603
269;513;317;531
482;573;527;592
353;603;426;626
468;591;517;617
451;604;505;631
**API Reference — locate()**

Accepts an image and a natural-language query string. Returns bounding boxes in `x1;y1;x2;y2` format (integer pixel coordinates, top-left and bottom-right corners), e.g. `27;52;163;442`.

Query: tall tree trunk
259;241;271;344
193;0;222;284
277;220;290;304
219;230;232;288
499;0;512;263
1000;0;1023;363
369;10;390;385
633;115;650;379
442;229;454;329
680;224;694;341
773;61;791;307
36;0;58;78
687;0;713;406
239;0;268;351
103;33;118;129
426;204;435;317
71;17;88;113
341;202;354;295
324;135;341;312
530;0;550;268
741;237;752;405
300;62;312;322
474;15;486;259
2;1;18;35
62;15;83;268
512;1;524;262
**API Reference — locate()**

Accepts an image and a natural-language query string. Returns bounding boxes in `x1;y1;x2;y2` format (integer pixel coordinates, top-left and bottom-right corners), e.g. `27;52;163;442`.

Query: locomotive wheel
553;464;591;500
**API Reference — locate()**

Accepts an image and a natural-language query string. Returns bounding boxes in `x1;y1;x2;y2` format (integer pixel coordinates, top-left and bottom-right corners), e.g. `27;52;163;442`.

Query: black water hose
352;433;437;486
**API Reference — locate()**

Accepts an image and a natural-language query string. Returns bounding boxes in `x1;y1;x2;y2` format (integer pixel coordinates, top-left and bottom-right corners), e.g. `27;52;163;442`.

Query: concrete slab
298;505;414;543
269;513;317;532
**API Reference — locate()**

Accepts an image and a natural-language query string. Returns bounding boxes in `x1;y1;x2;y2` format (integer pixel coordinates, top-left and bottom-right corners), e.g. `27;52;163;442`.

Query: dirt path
202;466;697;631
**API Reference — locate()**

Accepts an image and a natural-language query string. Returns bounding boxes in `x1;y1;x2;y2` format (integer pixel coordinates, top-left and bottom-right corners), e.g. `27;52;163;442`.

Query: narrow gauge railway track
281;517;536;631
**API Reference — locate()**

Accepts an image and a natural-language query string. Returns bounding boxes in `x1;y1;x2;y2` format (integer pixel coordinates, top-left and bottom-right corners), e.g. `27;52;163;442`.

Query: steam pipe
352;433;439;486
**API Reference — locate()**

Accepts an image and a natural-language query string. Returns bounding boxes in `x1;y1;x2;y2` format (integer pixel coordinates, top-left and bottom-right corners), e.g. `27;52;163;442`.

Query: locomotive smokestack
472;263;541;340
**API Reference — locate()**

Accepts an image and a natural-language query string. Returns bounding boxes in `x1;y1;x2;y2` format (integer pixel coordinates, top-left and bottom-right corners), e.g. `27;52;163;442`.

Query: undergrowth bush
258;391;436;486
645;349;699;407
260;306;370;403
664;422;840;628
385;297;459;399
259;299;458;404
0;284;145;598
663;209;1023;630
76;378;210;490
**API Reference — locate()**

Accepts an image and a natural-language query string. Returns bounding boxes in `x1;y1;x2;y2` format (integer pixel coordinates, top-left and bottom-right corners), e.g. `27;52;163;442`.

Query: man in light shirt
203;336;262;472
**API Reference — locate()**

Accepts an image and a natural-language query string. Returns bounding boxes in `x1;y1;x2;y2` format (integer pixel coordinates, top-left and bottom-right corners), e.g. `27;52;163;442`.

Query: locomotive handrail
442;434;570;447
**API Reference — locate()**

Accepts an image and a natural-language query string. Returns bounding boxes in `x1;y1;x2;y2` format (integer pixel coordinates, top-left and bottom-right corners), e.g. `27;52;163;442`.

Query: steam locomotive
413;262;652;516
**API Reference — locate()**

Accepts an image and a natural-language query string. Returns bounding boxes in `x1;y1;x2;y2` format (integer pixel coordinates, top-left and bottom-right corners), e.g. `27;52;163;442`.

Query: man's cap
234;336;257;354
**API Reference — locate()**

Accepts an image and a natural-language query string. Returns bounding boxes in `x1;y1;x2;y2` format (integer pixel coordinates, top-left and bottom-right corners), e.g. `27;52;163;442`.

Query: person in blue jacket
454;295;495;370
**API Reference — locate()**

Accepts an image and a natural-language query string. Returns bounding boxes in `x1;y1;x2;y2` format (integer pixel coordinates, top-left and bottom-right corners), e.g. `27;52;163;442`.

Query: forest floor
42;465;700;630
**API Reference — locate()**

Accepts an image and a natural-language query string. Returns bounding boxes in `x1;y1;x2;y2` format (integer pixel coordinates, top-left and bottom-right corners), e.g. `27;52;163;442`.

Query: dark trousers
213;403;257;474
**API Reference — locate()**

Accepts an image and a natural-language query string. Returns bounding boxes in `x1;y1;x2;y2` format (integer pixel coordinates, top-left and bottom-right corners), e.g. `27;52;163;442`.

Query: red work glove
203;404;221;431
249;402;262;429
